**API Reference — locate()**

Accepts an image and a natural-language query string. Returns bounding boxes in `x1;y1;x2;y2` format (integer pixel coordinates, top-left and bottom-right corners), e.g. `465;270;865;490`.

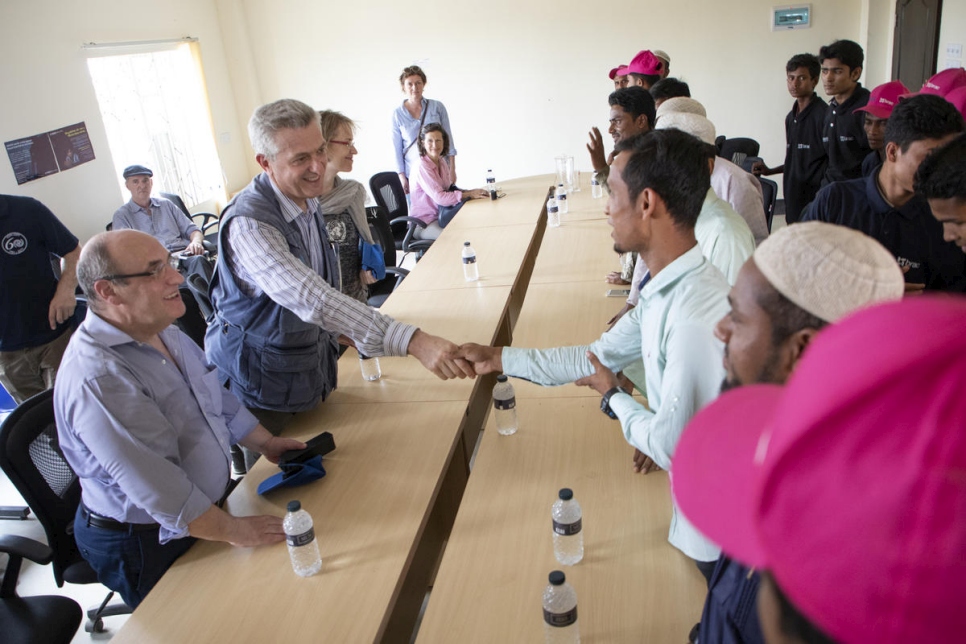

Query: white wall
939;0;966;72
0;0;249;243
2;0;873;244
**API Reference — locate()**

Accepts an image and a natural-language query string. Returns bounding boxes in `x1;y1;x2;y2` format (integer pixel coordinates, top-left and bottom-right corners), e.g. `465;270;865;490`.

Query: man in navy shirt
916;132;966;253
752;53;828;223
0;195;79;402
819;39;871;184
802;94;966;292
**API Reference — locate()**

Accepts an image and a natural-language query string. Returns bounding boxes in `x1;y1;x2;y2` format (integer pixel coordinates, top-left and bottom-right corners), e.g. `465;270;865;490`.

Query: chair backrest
159;191;191;217
759;176;778;232
369;172;409;249
366;206;398;270
0;390;82;587
185;272;214;322
718;137;761;165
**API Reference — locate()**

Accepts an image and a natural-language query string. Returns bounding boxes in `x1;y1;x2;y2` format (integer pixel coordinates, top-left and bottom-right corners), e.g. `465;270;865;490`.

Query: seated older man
54;229;305;608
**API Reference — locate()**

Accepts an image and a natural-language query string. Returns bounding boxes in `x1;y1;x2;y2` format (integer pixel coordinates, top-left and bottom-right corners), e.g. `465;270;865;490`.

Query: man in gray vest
207;99;473;468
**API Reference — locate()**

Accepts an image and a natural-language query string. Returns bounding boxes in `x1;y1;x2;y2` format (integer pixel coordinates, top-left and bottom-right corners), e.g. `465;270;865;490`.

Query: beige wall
939;0;966;72
0;0;249;243
2;0;881;243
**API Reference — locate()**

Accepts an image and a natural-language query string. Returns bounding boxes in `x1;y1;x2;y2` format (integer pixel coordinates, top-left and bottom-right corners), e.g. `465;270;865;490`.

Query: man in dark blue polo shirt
916;132;966;254
752;53;828;223
802;94;966;292
819;39;871;184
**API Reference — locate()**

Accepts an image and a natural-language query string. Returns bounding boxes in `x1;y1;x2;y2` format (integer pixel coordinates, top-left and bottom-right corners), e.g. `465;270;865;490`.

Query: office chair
718;137;761;167
0;534;83;644
758;176;778;232
368;172;433;259
0;390;131;634
365;206;410;308
159;191;219;253
185;272;214;322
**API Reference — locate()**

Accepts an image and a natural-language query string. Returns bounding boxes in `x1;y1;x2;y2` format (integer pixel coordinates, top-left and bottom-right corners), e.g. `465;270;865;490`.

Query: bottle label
487;177;495;184
557;193;567;200
463;255;477;264
494;396;516;411
543;606;578;627
286;527;315;547
553;518;582;536
548;205;559;214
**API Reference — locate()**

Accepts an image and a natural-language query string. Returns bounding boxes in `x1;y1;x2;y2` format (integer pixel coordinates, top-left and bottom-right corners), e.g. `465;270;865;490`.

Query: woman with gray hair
318;110;376;303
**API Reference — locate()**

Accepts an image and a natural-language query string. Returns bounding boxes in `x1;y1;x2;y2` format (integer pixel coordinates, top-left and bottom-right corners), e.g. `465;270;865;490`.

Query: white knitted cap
754;222;905;323
656;97;707;121
656;111;716;145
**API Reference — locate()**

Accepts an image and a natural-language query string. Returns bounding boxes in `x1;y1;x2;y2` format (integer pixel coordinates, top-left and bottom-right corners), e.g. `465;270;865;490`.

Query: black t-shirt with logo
0;195;78;350
822;85;872;184
783;95;828;223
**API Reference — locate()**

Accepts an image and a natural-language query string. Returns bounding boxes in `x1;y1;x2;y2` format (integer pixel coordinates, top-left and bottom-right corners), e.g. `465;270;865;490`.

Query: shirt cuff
501;347;528;379
160;487;215;543
608;391;640;421
228;407;261;445
386;321;418;357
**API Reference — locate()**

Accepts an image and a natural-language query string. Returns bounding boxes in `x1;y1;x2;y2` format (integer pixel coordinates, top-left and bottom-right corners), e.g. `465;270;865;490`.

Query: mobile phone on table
279;432;336;465
606;288;631;297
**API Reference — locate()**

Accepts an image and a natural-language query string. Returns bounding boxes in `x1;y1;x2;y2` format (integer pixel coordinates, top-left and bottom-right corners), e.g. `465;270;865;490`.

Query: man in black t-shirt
753;53;828;223
819;39;871;184
0;196;80;402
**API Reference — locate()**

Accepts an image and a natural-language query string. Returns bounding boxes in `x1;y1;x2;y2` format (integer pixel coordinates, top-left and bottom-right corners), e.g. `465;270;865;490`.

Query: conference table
112;175;705;644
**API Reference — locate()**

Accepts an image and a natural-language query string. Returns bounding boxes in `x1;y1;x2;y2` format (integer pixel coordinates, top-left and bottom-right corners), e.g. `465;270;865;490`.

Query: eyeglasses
97;255;180;282
328;140;356;149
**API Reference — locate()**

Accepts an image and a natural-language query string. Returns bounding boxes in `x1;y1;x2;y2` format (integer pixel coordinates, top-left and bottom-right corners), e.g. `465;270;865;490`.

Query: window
86;41;225;210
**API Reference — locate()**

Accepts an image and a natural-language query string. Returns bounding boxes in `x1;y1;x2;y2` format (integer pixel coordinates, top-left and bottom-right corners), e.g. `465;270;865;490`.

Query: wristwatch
600;386;630;419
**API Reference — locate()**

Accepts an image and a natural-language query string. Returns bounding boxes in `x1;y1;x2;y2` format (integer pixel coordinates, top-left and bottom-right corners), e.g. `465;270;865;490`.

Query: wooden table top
416;397;707;643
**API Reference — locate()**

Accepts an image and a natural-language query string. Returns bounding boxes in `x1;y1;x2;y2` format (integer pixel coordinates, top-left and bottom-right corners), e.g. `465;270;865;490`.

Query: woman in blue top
392;65;457;194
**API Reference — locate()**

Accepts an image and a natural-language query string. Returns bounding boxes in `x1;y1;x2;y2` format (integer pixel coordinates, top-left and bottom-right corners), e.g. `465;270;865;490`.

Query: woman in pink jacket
409;123;488;240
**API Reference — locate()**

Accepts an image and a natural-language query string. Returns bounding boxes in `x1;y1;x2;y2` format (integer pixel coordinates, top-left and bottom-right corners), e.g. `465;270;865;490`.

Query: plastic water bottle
486;168;496;188
284;500;322;577
591;173;603;199
462;241;479;282
547;195;560;228
493;374;518;435
543;571;580;644
552;488;583;565
555;183;569;214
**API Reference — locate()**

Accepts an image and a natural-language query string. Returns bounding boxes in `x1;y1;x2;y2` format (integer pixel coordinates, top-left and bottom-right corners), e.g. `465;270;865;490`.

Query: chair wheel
85;617;105;633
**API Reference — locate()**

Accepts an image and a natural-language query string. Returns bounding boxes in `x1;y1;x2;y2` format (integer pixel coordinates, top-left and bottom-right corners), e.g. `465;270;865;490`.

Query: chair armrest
385;267;409;278
389;216;427;229
0;534;53;565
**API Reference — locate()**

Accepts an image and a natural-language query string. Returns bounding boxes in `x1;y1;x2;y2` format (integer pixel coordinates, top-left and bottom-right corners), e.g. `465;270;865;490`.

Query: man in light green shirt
461;129;730;576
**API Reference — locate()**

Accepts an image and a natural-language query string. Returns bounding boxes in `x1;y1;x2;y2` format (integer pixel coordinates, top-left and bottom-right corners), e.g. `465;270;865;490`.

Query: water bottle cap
496;374;508;382
558;488;573;501
464;241;471;246
557;183;564;187
287;500;301;512
549;571;566;585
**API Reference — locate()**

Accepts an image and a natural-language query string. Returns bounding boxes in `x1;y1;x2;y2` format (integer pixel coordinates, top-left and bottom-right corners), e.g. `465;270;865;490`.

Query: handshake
407;331;502;380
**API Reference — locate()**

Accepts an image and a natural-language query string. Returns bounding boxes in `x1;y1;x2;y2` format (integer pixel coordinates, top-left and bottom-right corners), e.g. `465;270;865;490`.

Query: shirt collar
639;244;705;300
126;197;162;214
83;310;180;349
267;175;318;223
864;169;918;220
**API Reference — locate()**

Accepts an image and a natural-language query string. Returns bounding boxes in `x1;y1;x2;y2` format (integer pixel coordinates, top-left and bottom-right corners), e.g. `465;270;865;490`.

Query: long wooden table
112;175;705;644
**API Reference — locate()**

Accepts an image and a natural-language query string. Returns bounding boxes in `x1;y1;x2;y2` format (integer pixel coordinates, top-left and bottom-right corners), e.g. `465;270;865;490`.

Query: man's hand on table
605;271;630;285
632;449;663;474
458;343;503;375
575;351;620;396
408;330;476;379
227;515;286;547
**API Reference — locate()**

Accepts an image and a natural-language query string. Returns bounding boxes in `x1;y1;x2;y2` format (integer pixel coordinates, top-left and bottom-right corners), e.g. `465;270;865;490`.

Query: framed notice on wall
4;121;96;185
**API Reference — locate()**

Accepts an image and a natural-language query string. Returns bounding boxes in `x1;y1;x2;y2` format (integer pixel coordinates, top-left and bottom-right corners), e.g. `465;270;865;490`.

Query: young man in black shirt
916;132;966;254
801;94;966;292
858;80;910;177
819;39;871;184
753;53;828;223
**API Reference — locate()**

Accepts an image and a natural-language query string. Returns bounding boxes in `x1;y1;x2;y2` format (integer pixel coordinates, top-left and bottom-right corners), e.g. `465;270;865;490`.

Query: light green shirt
502;244;730;561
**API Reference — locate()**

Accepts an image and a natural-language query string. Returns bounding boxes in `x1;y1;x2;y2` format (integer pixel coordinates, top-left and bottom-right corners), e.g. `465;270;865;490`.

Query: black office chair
368;172;433;259
759;176;778;232
159;191;219;253
0;534;83;644
365;206;410;308
0;390;131;634
718;137;761;167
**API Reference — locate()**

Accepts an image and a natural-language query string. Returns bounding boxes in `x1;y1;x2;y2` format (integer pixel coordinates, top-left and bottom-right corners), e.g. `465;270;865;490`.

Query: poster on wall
4;133;59;185
49;122;95;171
4;121;96;185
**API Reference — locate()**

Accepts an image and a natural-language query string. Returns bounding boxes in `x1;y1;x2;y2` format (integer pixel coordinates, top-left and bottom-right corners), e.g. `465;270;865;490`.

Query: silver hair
77;233;125;308
248;99;319;159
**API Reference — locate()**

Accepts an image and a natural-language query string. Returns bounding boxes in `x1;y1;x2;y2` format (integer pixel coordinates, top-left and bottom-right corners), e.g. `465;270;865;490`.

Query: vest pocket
259;343;323;408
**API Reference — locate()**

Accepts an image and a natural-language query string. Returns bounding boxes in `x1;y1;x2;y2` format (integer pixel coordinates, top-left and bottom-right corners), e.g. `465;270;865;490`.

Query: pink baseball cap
945;86;966;119
854;79;910;118
608;65;629;80
673;296;966;644
623;50;664;76
918;67;966;97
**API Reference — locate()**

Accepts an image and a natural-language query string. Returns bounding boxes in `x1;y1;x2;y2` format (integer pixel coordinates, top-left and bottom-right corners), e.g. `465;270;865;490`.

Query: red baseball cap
623;50;664;76
917;67;966;97
945;86;966;119
673;296;966;644
608;65;628;80
854;79;910;118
